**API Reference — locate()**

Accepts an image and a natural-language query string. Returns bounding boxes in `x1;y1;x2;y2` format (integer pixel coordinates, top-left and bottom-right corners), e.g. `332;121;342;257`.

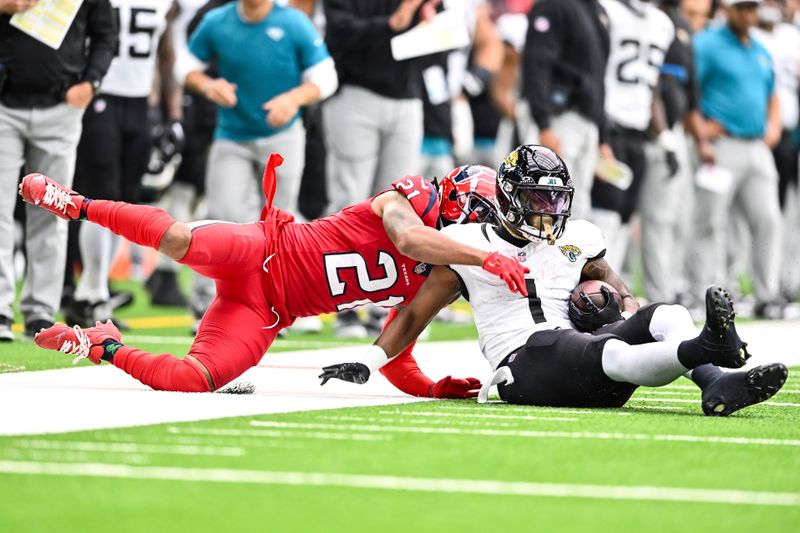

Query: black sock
677;339;707;369
100;339;122;362
690;364;724;390
79;198;93;220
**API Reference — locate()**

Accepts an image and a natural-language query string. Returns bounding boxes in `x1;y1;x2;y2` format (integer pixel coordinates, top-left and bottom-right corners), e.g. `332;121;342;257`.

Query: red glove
430;376;482;398
482;251;529;296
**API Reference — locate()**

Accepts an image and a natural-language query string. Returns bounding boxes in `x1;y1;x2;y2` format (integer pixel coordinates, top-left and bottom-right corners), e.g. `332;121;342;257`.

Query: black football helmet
496;144;574;243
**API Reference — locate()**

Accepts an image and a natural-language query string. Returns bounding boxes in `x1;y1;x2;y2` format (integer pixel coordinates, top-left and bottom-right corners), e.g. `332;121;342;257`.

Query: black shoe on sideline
24;318;55;340
695;286;750;368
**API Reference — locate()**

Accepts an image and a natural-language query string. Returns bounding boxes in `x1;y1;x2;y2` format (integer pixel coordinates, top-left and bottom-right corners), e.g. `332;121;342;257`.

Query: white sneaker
289;315;323;334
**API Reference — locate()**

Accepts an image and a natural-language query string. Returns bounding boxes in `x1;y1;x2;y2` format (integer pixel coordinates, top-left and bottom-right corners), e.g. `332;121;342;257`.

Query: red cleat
19;173;85;220
34;321;121;365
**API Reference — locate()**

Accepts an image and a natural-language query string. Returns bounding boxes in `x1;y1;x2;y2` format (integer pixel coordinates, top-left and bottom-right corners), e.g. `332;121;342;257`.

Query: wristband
360;345;390;373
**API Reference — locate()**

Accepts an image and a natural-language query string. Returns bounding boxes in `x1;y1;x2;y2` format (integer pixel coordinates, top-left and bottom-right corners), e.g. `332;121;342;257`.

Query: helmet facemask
498;176;573;245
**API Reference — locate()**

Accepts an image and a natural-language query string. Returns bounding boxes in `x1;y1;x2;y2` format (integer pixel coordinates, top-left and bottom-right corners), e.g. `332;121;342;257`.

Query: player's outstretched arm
320;266;461;386
581;258;640;315
375;191;529;295
379;308;482;398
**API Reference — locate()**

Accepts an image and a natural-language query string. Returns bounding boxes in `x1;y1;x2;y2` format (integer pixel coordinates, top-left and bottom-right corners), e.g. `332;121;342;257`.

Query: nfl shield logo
517;251;526;262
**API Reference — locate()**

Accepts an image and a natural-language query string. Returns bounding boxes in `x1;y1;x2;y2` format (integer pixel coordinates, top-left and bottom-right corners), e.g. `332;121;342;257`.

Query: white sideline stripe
10;440;244;457
629;397;800;408
166;427;390;442
436;406;633;416
249;421;800;447
0;461;797;507
376;410;578;422
325;415;525;428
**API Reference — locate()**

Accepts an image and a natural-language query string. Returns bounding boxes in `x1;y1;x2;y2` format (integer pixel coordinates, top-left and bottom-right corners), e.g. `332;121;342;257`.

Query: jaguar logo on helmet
496;144;575;245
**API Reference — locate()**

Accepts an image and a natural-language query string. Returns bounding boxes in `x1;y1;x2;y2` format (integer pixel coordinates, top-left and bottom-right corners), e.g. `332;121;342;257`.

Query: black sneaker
0;315;13;342
24;318;54;339
63;299;94;328
147;270;188;307
702;363;788;416
695;286;751;368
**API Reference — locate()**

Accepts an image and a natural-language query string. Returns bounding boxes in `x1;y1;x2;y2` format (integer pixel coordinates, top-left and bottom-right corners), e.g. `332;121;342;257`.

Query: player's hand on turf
430;376;481;398
482;251;529;296
263;92;299;128
319;363;371;386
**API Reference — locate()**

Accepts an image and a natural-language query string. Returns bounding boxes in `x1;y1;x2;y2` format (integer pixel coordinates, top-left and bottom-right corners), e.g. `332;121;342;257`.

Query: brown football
570;280;620;311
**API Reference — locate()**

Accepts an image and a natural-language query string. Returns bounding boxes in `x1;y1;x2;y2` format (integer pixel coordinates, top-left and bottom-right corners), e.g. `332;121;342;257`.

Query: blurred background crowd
1;0;798;343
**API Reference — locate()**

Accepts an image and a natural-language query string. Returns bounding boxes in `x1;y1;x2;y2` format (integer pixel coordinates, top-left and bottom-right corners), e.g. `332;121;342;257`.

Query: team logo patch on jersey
414;262;433;277
266;27;285;41
559;244;581;262
517;250;527;262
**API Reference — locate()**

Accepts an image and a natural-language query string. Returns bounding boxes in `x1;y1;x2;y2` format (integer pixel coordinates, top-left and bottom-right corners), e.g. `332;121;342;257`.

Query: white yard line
435;405;633;416
249;421;800;447
0;460;797;507
166;427;391;442
628;397;800;408
9;440;244;457
376;410;578;422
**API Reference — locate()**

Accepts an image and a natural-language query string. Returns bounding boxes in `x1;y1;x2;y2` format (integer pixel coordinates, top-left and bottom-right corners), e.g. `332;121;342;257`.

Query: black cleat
702;363;789;416
695;286;751;368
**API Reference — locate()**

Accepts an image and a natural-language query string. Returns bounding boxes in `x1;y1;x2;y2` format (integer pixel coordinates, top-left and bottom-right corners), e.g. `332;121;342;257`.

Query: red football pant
84;198;280;391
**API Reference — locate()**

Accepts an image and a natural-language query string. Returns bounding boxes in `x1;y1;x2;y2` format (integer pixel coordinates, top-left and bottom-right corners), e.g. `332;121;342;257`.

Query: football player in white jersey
322;145;788;416
592;0;677;270
66;0;181;327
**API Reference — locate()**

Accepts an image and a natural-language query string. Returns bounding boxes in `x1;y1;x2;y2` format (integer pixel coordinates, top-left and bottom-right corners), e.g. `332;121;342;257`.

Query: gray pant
639;125;692;303
193;120;305;312
519;105;599;221
205;120;305;221
0;103;84;322
692;137;782;304
323;85;423;214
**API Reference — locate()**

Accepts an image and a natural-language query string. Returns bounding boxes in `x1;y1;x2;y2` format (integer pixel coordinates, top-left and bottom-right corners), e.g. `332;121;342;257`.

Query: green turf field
1;281;799;532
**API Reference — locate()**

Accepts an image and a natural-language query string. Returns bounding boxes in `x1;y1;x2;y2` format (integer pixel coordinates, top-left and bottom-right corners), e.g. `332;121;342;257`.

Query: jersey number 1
324;252;404;311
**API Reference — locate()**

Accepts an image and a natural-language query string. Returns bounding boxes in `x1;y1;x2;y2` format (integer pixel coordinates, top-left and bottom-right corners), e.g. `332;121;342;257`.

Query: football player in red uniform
20;155;524;395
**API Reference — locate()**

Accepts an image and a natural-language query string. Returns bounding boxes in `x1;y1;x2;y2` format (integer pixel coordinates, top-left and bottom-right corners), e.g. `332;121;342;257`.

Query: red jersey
273;175;439;318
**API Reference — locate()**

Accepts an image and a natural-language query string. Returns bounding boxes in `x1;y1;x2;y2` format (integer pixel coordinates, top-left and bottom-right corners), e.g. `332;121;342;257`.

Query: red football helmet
438;165;500;227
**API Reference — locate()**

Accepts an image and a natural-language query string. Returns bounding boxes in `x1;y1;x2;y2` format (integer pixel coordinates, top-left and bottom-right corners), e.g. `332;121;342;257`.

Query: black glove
568;286;624;333
319;363;371;386
665;149;680;179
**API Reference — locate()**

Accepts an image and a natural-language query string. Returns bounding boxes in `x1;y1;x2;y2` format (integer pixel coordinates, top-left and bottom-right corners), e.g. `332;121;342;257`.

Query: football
570;280;620;311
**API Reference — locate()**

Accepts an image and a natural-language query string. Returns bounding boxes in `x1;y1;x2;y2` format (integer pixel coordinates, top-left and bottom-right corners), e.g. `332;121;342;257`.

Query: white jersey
100;0;171;97
600;0;675;131
752;24;800;129
443;220;606;370
172;0;207;56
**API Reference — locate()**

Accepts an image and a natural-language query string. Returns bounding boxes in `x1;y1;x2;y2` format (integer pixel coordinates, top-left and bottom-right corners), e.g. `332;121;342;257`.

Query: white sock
649;304;698;342
74;224;118;303
601;339;689;387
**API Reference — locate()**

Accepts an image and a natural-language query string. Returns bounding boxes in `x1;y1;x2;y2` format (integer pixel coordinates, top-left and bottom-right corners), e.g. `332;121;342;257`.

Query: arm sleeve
323;0;394;54
378;308;435;397
188;14;215;63
390;175;440;228
82;0;117;83
522;2;566;130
